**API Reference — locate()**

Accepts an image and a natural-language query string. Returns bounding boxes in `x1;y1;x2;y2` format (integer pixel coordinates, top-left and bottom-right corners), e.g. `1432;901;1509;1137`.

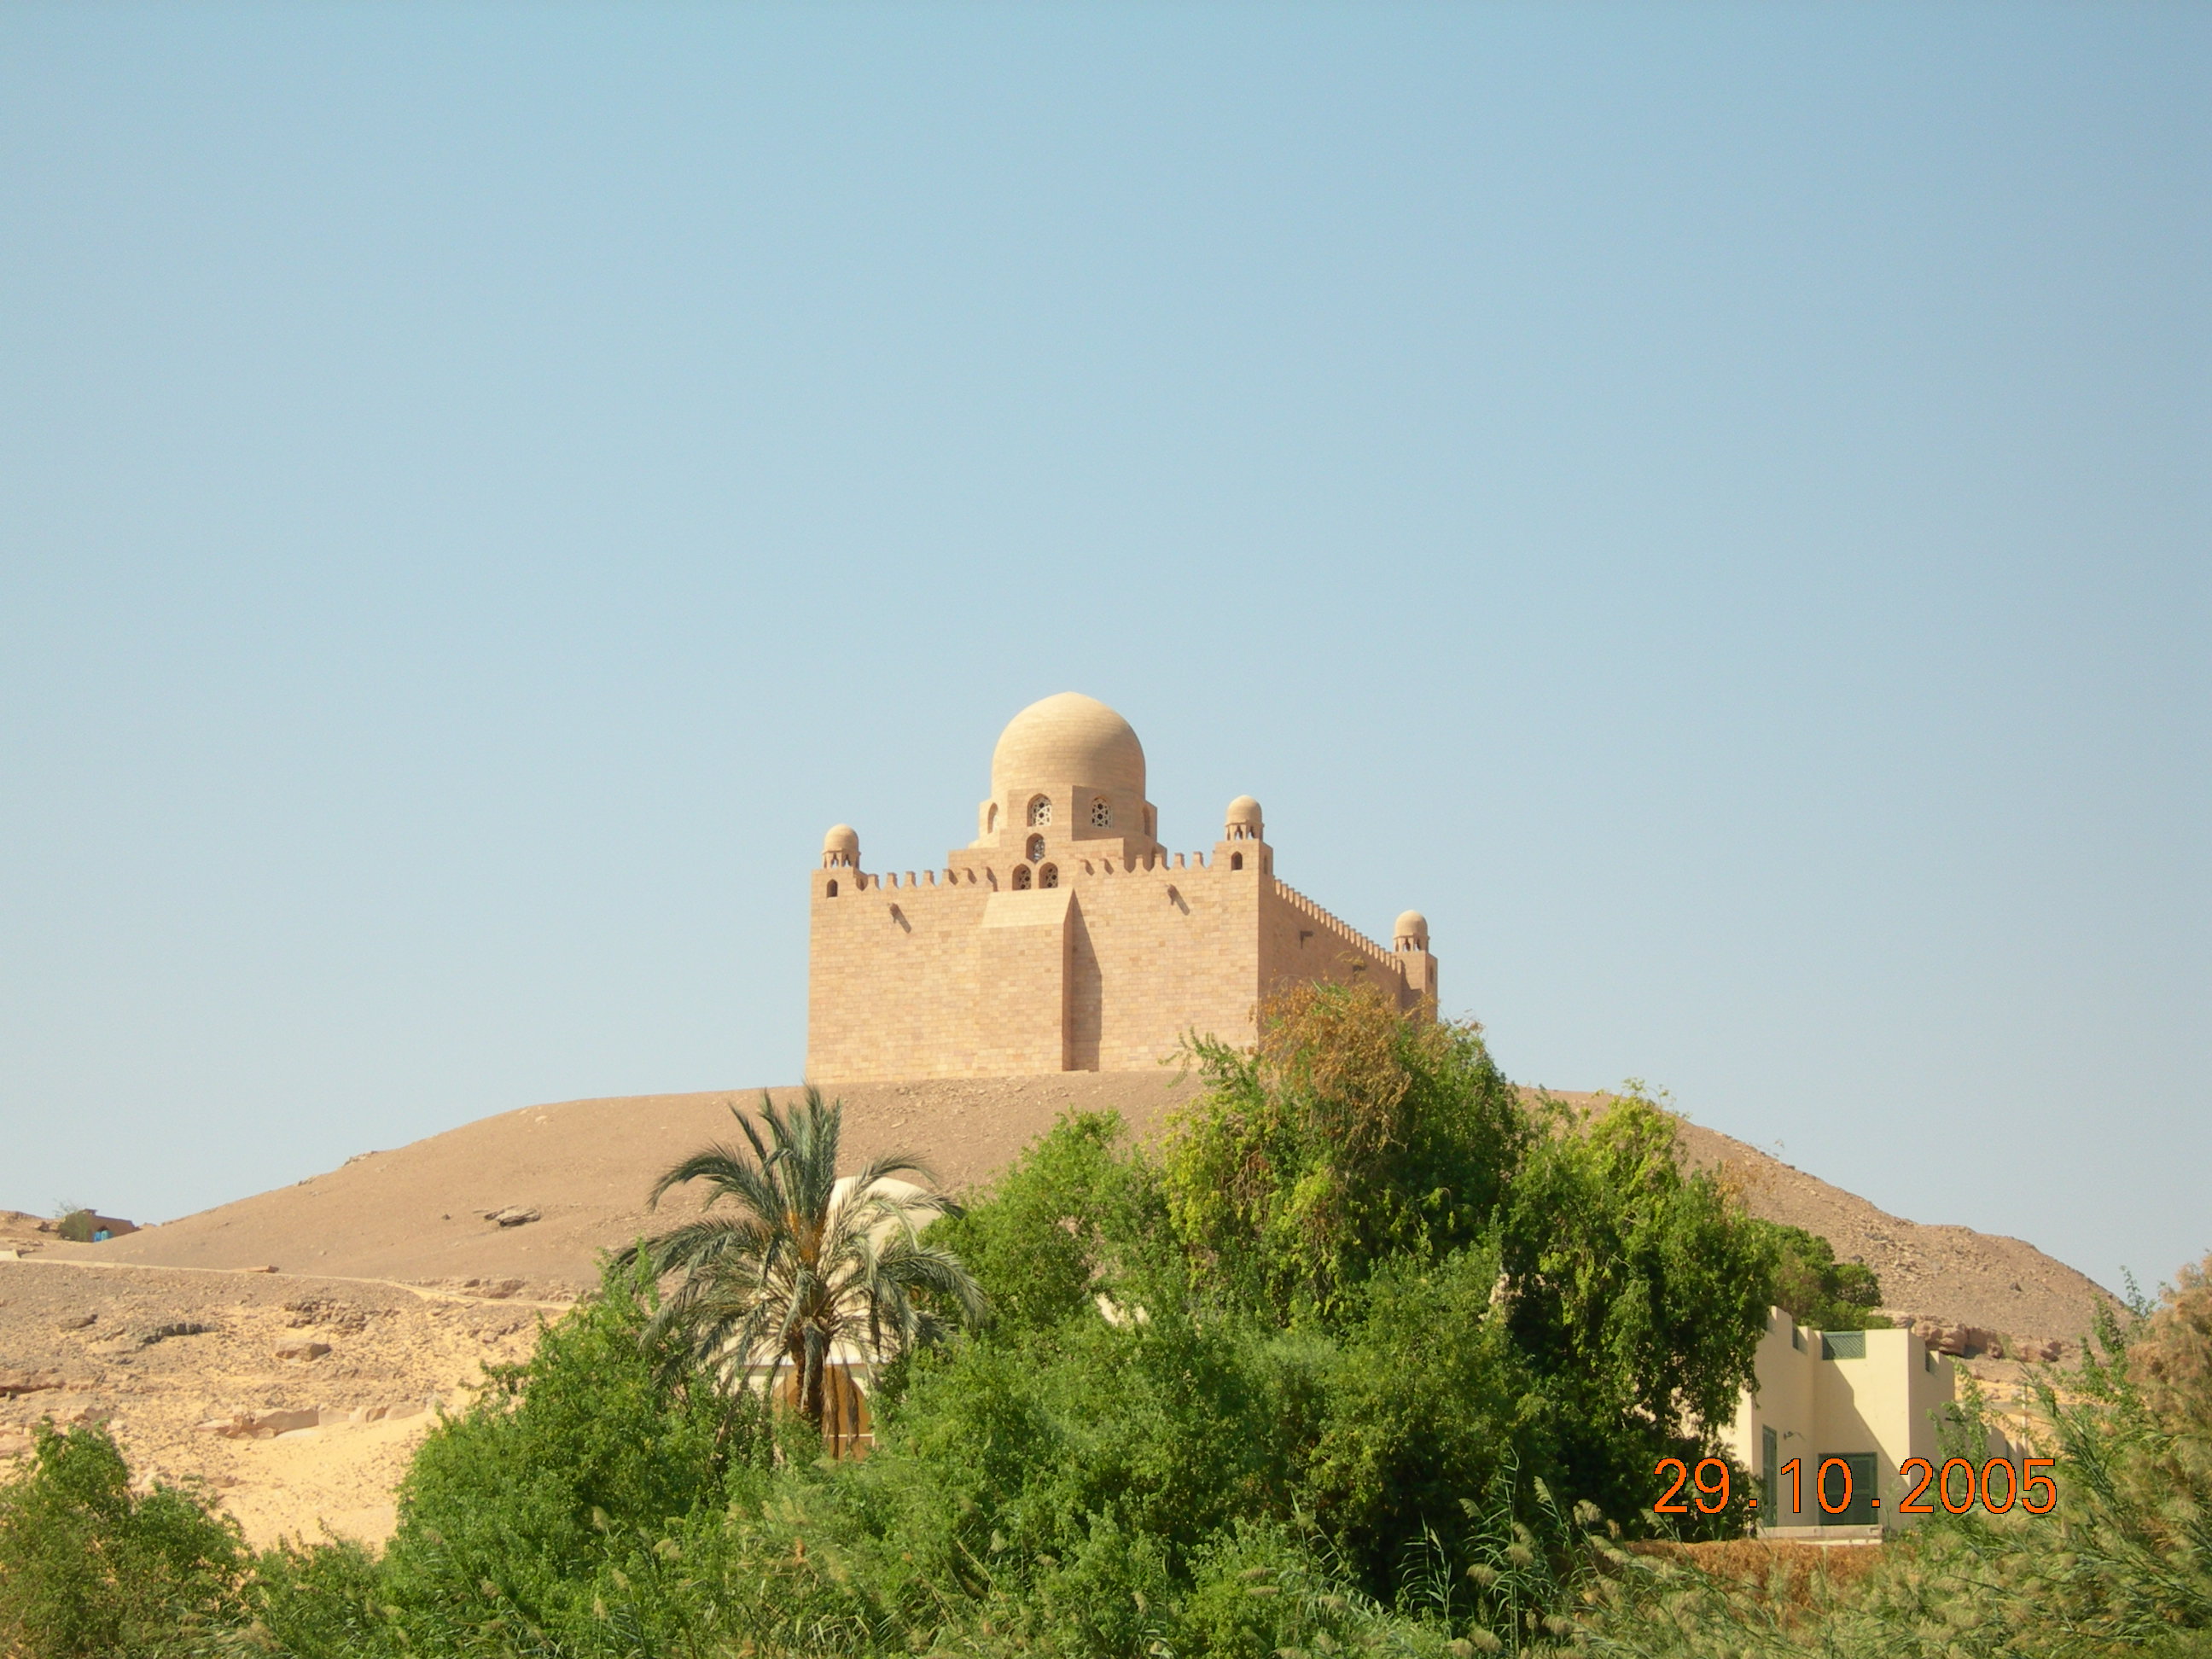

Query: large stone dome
990;693;1146;798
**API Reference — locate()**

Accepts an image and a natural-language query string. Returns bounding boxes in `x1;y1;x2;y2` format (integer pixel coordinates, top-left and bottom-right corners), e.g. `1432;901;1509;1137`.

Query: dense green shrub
1499;1089;1773;1534
928;1106;1174;1342
0;1423;247;1658
1758;1220;1890;1330
369;1254;775;1646
1164;983;1532;1323
1297;1243;1549;1581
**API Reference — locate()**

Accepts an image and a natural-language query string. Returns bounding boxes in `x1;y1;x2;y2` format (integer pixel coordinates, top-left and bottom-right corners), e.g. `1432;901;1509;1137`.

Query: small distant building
55;1210;138;1244
806;693;1438;1081
1722;1309;2015;1537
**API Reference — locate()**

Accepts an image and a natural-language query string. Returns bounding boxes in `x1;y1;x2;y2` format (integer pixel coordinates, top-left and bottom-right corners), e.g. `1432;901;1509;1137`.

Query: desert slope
35;1073;1204;1295
35;1074;2116;1349
1674;1115;2116;1348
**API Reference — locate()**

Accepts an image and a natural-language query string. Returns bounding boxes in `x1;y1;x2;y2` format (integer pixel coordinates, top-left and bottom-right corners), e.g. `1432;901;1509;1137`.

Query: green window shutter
1820;1330;1866;1360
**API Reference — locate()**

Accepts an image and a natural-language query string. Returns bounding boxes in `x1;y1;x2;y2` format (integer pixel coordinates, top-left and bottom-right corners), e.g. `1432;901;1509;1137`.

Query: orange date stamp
1655;1455;2058;1518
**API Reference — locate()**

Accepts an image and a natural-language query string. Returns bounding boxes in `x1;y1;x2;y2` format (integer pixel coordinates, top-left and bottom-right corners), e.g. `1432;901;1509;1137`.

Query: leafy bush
1297;1243;1547;1582
1759;1220;1890;1331
1165;983;1532;1324
1498;1088;1773;1535
0;1423;247;1658
367;1253;773;1646
928;1107;1173;1342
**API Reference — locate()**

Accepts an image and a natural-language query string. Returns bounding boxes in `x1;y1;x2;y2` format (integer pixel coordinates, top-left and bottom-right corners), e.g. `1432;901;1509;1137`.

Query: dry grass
1627;1537;1888;1615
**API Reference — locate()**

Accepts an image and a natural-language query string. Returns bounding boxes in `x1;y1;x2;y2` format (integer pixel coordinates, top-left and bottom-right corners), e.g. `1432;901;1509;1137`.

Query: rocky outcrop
1899;1318;2066;1365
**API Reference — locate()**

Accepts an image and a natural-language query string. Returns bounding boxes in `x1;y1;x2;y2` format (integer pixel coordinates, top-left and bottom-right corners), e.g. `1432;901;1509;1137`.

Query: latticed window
1027;795;1052;826
1091;797;1112;828
1011;864;1032;890
1038;864;1058;888
1027;834;1046;863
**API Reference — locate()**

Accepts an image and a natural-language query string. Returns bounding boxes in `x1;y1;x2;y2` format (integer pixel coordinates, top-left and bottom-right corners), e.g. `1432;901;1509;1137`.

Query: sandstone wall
808;853;1267;1081
806;848;1430;1082
1259;877;1423;1011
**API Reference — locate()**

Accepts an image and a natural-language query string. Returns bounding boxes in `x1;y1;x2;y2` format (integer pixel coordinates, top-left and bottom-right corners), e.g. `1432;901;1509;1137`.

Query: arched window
1231;852;1244;870
1027;833;1046;863
1091;797;1113;828
1011;864;1032;890
825;879;839;898
1027;795;1052;827
1038;863;1058;888
987;803;998;833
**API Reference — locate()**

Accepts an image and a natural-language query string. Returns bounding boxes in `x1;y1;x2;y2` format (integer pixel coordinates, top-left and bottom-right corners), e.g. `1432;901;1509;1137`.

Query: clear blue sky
3;3;2205;1295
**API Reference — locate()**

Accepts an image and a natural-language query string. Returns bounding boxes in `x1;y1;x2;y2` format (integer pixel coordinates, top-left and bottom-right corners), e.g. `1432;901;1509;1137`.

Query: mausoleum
806;692;1438;1080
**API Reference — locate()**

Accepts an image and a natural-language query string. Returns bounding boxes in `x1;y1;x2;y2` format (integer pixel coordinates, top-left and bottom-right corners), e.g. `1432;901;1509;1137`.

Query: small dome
822;824;860;863
991;693;1145;799
1225;795;1263;829
1394;911;1429;948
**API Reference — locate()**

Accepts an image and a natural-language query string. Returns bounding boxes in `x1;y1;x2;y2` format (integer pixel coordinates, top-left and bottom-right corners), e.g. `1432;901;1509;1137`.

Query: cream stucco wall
1721;1310;2012;1537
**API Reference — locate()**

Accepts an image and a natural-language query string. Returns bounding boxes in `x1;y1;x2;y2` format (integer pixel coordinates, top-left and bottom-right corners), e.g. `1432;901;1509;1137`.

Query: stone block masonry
806;694;1439;1083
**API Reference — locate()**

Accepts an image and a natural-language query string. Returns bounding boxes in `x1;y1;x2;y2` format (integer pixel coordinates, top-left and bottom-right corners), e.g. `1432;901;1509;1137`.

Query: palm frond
628;1084;987;1431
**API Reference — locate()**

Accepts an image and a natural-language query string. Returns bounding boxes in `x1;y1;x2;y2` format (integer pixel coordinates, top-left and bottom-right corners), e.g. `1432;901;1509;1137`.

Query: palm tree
622;1086;986;1444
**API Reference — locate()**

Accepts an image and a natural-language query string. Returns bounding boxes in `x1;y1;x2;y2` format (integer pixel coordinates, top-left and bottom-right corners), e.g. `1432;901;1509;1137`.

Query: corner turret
818;824;862;900
1393;910;1438;1006
1215;795;1272;876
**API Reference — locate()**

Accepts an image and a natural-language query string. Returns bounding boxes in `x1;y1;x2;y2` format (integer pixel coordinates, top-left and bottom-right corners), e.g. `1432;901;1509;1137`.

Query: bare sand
0;1259;545;1549
29;1074;1204;1295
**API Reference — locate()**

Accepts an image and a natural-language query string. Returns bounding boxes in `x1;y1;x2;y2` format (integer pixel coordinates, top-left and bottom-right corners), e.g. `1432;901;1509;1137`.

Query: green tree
1499;1091;1774;1531
1164;983;1530;1323
623;1086;987;1433
927;1109;1174;1341
0;1424;247;1657
1759;1220;1889;1330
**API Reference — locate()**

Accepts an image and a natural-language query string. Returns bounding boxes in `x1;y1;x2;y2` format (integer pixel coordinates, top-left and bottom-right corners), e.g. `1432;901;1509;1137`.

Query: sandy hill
33;1073;2115;1350
31;1074;1203;1295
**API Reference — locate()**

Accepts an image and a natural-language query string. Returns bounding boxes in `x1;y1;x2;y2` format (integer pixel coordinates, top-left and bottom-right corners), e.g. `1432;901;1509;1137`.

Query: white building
1720;1309;2016;1538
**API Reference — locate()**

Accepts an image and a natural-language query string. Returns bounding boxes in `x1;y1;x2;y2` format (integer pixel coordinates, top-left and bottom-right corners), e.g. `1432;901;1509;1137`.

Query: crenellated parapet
1271;879;1394;966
